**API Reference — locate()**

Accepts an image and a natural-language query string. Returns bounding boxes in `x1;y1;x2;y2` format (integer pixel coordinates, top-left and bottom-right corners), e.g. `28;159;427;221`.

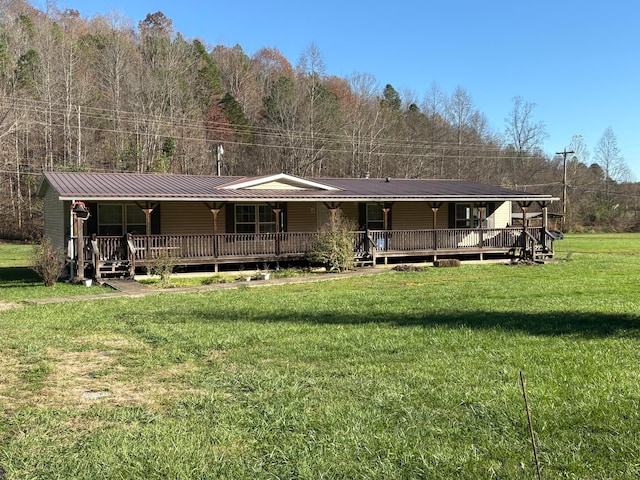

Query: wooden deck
86;227;552;278
367;227;547;261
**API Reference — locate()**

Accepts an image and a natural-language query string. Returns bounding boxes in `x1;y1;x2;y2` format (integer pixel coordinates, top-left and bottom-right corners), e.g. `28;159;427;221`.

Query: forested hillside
1;0;638;238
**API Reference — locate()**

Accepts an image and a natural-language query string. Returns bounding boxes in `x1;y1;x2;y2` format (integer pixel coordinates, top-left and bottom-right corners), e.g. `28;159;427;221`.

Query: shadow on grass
176;306;640;339
0;266;41;287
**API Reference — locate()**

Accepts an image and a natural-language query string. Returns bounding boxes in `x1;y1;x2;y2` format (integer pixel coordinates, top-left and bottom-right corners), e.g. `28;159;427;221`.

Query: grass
138;267;314;288
555;232;640;255
0;235;639;478
0;241;107;303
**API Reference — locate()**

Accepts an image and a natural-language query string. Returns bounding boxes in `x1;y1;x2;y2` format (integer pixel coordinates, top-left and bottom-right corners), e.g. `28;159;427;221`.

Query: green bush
146;249;178;287
307;211;356;272
30;236;66;286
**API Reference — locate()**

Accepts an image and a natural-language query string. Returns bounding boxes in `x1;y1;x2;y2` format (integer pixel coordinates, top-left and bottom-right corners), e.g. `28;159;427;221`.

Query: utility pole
216;145;224;176
556;148;574;231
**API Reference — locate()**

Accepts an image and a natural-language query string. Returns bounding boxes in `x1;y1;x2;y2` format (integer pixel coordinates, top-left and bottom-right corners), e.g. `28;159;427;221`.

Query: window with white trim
235;204;276;233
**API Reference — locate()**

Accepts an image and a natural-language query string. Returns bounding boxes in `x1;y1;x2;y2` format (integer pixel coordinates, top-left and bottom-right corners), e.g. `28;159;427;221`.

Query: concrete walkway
12;267;393;308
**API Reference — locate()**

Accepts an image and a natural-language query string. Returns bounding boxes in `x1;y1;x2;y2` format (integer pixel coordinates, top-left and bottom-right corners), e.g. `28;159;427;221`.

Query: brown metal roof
37;172;558;203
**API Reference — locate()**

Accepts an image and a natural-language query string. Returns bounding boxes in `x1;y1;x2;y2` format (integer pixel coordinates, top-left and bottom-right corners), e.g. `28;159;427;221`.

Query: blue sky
41;0;640;179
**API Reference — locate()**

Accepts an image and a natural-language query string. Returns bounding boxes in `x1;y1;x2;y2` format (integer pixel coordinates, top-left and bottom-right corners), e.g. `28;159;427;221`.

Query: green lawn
556;232;640;255
1;235;639;478
0;241;106;302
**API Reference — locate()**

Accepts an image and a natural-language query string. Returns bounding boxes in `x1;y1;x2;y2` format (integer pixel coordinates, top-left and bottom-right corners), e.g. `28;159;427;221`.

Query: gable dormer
219;173;339;191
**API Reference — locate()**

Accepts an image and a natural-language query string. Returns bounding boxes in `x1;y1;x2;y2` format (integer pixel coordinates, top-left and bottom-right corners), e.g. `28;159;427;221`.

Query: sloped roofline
218;173;340;191
37;172;559;203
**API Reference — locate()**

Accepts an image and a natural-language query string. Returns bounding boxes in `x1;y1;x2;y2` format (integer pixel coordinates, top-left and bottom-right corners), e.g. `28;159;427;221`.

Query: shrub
146;249;178;287
307;212;356;272
31;237;66;286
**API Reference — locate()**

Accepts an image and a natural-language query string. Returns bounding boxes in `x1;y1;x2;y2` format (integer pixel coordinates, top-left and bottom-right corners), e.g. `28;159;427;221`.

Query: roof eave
56;195;559;202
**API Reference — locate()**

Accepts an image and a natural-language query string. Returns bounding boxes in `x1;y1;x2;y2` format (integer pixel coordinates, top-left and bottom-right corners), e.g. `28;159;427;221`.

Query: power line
0;97;556;162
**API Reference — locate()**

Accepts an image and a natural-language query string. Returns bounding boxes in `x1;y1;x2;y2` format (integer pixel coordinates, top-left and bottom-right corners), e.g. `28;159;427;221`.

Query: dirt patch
0;337;204;411
0;302;21;311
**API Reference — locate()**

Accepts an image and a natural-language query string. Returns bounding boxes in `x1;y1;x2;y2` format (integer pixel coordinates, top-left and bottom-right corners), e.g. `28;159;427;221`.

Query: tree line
1;0;638;239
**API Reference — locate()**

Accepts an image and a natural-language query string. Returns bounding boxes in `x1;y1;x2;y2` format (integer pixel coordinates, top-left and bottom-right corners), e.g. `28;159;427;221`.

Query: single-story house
36;172;560;279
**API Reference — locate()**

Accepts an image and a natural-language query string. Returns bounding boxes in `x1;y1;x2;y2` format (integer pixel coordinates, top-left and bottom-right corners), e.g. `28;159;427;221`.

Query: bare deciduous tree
595;126;631;198
504;96;547;186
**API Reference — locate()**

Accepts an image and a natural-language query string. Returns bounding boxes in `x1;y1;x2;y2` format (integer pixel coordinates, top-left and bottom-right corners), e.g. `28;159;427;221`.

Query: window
126;205;146;234
366;204;384;230
98;204;147;236
235;204;276;233
258;205;276;233
455;203;487;228
98;204;123;236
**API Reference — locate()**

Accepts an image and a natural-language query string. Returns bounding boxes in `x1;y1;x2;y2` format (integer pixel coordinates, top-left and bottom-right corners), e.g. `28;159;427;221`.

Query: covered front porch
38;171;561;281
86;225;553;279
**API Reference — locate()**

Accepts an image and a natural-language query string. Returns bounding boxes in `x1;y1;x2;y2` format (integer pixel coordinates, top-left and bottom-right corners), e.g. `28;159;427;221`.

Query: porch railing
129;232;322;262
87;227;544;267
368;227;539;252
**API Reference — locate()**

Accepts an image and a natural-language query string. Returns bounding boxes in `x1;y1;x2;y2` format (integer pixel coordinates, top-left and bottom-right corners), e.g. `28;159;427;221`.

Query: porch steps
353;253;374;267
529;244;554;264
96;260;133;278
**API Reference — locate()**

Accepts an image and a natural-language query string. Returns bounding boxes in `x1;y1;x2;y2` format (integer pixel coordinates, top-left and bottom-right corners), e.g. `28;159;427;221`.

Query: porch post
74;213;84;282
210;208;220;262
382;206;391;253
430;202;441;253
382;207;390;230
478;204;484;260
71;202;90;282
517;201;533;259
142;208;153;235
541;202;548;250
272;207;282;255
324;202;341;224
210;208;220;235
135;201;159;236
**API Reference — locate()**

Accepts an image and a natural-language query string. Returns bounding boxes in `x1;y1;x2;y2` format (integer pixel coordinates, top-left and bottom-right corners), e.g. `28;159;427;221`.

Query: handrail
89;227;547;264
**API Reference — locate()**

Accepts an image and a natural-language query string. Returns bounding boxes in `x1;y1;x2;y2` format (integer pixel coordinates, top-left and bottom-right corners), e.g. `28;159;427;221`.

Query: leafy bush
146;249;178;287
30;236;66;286
307;212;356;272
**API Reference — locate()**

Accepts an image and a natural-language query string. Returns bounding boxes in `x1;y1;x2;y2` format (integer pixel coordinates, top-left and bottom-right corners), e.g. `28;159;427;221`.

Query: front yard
0;234;639;478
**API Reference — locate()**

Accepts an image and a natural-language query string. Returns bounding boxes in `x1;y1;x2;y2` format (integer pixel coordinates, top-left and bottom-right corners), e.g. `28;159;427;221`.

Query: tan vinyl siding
392;203;449;229
436;205;450;229
287;203;318;232
339;203;359;224
312;202;450;231
492;201;511;228
315;203;360;229
43;186;67;250
391;203;432;230
161;202;218;235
